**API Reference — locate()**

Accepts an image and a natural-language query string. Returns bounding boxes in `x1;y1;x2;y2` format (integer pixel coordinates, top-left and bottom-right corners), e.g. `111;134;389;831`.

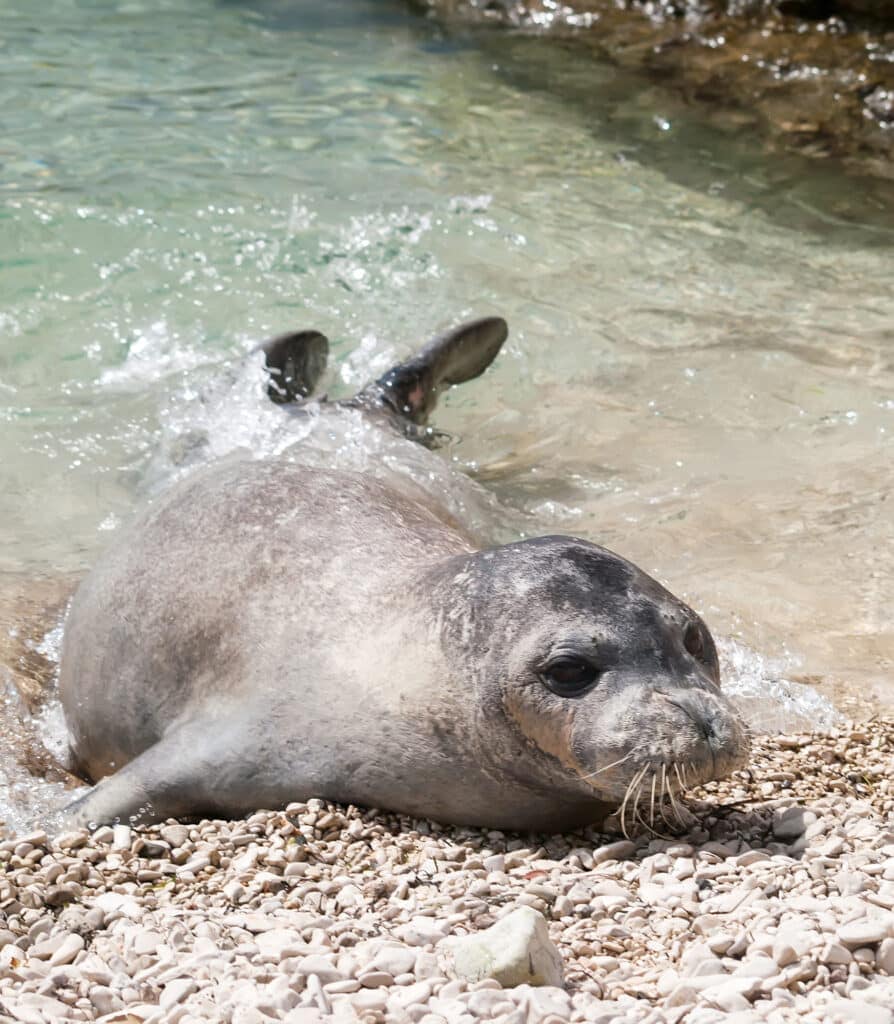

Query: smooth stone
877;937;894;975
255;929;305;962
465;989;510;1015
395;918;451;947
131;930;162;957
235;1009;269;1024
17;831;48;848
772;806;816;841
160;825;190;848
112;825;132;851
26;919;53;946
89;985;121;1015
159;977;198;1010
370;944;417;977
732;957;778;980
522;984;572;1019
137;839;170;858
591;841;636;865
54;831;89;850
48;933;84;967
358;970;393;988
820;941;853;965
664;982;699;1008
823;998;894;1024
701;980;754;1012
29;934;69;961
282;1011;325;1024
772;941;798;968
323;979;361;994
350;989;389;1012
335;884;363;909
93;892;142;920
552;895;573;918
440;907;563;989
294;955;344;985
838;918;893;948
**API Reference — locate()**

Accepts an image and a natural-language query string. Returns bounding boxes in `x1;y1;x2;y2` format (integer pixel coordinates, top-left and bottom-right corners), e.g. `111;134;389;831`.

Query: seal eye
541;657;600;697
684;621;706;662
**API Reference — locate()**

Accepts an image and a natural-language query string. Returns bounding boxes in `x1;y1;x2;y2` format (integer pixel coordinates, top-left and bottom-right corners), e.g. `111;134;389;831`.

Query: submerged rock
414;0;894;181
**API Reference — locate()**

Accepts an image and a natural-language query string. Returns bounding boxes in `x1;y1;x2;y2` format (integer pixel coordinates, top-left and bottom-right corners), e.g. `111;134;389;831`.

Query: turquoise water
1;0;893;828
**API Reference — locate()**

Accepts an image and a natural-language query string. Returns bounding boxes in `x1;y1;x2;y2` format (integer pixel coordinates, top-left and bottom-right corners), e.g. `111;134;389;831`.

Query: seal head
424;535;747;828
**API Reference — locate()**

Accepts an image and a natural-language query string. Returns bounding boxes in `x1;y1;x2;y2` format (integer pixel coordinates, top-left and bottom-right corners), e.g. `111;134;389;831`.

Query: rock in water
439;907;564;988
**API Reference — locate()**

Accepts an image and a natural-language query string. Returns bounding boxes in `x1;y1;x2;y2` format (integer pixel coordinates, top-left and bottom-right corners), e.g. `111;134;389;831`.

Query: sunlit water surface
1;0;892;833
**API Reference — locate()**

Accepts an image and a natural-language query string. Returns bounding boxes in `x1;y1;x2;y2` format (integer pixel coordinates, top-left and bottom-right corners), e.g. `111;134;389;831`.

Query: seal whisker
633;765;649;835
649;772;657;828
577;748;637;781
674;761;686;794
668;765;686;825
666;763;680;822
634;768;648;812
619;765;647;840
637;784;676;840
658;763;677;830
618;769;637;840
632;769;660;836
633;800;652;835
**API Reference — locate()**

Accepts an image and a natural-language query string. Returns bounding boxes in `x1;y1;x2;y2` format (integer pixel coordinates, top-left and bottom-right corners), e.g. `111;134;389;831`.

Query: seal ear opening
255;329;329;404
374;316;508;424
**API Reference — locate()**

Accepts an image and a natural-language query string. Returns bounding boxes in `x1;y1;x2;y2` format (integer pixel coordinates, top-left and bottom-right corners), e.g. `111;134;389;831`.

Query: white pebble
160;977;198;1010
48;933;84;967
838;918;893;948
440;907;563;989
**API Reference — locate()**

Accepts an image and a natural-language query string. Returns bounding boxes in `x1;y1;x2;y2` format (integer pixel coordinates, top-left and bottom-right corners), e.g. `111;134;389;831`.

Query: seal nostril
667;695;720;748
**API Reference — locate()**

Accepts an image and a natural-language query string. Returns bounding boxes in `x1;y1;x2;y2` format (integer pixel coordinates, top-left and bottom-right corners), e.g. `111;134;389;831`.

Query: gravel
1;716;893;1023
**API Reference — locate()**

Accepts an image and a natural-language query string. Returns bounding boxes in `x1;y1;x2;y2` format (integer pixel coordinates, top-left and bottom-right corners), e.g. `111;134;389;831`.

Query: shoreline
414;0;894;187
1;718;893;1023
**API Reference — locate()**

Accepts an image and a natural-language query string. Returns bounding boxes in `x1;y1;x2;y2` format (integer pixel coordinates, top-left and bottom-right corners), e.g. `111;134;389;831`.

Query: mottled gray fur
60;318;747;832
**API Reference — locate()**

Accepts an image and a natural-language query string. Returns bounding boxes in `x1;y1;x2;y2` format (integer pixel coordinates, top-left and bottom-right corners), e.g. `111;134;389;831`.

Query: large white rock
439;906;564;989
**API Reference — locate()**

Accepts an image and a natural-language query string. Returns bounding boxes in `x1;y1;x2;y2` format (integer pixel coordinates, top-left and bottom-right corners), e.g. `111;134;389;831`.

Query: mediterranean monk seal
59;317;748;833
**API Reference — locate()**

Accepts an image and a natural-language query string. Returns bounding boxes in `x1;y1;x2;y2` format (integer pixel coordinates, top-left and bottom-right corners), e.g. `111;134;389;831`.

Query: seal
59;317;748;832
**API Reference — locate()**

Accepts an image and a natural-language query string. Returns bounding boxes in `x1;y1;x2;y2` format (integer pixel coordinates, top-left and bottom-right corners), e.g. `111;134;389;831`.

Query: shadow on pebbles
1;719;893;1023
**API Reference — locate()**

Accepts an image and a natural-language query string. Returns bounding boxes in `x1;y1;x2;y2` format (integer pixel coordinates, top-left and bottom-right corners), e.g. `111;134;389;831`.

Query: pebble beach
1;717;893;1024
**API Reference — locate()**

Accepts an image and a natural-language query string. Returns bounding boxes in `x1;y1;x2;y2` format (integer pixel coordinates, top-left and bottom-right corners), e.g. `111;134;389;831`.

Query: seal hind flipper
256;329;329;404
368;316;508;424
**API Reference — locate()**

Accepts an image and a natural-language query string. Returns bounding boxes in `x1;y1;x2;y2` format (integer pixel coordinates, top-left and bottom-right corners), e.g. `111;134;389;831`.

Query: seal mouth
572;697;752;838
574;755;693;837
576;747;747;838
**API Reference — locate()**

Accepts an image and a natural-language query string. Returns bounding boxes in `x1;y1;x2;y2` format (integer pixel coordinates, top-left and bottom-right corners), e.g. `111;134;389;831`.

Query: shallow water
1;0;892;832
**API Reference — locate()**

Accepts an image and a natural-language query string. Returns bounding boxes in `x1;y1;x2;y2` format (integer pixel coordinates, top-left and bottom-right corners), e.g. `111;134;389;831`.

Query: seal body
59;318;748;831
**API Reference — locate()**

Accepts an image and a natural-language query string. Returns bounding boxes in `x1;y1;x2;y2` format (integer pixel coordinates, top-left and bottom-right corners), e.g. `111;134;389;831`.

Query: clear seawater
1;0;891;832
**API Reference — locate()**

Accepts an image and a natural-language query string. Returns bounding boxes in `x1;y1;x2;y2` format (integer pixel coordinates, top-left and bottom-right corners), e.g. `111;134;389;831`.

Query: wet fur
59;318;748;831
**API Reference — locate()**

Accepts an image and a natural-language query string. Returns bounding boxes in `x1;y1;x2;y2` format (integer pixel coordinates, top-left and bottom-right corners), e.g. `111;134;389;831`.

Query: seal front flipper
59;720;263;828
365;316;508;425
256;329;329;404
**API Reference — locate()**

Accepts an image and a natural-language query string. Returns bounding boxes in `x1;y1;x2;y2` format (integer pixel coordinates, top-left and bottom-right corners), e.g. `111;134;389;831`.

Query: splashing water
719;638;842;735
1;0;891;834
